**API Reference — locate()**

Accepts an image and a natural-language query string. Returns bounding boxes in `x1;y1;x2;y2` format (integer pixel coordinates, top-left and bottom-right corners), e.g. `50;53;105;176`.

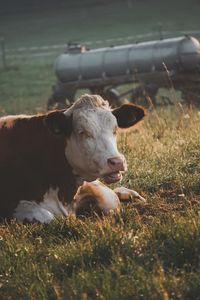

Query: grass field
0;105;200;299
0;1;200;299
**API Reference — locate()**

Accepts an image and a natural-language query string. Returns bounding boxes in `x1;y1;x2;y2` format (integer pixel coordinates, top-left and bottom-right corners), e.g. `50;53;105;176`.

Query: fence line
0;37;7;68
2;30;200;61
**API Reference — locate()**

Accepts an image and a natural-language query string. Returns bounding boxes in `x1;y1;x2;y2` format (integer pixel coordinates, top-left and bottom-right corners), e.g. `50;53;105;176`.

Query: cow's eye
78;130;92;138
78;130;85;136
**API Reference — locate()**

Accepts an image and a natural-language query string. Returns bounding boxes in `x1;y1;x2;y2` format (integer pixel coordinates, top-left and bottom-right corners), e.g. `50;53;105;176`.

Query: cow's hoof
114;187;146;203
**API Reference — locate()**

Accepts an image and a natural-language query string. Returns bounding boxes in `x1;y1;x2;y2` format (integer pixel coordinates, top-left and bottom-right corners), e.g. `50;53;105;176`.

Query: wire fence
1;29;200;67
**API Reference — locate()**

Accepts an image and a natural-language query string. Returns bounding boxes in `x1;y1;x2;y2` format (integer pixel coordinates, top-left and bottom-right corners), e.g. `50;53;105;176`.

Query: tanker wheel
47;97;70;110
181;88;200;106
131;92;151;107
131;85;157;108
47;84;76;110
103;88;123;107
90;87;123;107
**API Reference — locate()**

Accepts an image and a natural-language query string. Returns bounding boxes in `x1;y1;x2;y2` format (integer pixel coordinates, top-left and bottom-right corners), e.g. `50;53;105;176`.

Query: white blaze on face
45;94;145;185
14;188;69;223
65;106;126;182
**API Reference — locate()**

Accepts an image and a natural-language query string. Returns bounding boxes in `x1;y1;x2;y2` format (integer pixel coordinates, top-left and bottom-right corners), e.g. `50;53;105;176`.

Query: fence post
0;37;7;69
158;23;163;40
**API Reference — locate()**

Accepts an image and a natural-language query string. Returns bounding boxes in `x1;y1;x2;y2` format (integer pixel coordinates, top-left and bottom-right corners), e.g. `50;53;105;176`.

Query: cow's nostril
107;158;116;166
107;157;125;171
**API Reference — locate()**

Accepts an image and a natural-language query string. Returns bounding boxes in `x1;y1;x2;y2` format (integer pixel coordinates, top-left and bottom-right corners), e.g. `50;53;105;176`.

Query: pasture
0;0;200;299
0;106;200;299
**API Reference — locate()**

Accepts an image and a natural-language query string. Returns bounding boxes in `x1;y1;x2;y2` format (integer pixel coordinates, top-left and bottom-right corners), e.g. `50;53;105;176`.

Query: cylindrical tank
55;36;200;86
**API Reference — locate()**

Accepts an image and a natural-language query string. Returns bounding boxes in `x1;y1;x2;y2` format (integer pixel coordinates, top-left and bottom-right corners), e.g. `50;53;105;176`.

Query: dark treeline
0;0;195;16
0;0;142;15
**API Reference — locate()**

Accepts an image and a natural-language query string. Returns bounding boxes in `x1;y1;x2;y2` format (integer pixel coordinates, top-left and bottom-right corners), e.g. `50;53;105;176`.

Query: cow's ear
112;104;145;128
44;111;72;136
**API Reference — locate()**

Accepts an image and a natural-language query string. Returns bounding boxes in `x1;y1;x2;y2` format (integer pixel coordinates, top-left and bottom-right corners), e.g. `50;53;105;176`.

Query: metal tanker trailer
48;35;200;108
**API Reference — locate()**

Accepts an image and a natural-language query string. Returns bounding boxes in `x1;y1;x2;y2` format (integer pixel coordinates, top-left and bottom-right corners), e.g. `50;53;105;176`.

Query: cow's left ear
44;111;72;136
112;104;145;128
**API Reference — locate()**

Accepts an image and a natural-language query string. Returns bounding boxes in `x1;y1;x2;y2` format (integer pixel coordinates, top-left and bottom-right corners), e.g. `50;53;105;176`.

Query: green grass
0;106;200;299
0;58;55;115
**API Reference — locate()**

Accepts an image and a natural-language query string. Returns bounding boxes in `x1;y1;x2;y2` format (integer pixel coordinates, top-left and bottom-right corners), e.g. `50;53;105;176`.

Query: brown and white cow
0;94;145;223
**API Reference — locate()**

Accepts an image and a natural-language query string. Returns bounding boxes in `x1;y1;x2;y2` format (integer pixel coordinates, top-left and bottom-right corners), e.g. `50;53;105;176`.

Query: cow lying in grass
0;94;145;223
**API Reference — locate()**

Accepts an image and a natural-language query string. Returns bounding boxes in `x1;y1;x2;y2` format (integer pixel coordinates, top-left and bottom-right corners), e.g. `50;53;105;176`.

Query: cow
0;94;145;223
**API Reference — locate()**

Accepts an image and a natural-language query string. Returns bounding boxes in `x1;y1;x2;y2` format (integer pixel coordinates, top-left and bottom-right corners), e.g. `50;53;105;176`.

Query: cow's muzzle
103;156;127;184
107;156;127;172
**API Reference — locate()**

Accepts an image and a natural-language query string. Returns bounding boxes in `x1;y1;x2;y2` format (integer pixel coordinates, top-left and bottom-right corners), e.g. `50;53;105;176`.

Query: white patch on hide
41;187;68;217
14;200;55;223
14;187;69;223
65;106;124;181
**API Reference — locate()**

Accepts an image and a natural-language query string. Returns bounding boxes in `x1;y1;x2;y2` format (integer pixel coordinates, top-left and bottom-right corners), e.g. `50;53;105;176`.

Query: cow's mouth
103;171;122;184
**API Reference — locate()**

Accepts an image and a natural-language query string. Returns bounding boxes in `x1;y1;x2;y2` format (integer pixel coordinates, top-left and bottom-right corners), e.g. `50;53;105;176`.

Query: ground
0;106;200;300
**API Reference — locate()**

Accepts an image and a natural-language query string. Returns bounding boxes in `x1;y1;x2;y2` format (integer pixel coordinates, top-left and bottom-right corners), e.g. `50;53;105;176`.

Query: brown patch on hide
0;111;76;219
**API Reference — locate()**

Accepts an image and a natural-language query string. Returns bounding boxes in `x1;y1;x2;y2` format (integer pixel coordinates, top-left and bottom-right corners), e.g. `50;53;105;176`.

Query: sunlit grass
0;104;200;299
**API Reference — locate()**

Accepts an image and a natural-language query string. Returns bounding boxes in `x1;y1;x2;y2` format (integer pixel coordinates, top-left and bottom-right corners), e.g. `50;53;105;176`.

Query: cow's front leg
72;180;120;216
72;181;146;217
114;187;146;203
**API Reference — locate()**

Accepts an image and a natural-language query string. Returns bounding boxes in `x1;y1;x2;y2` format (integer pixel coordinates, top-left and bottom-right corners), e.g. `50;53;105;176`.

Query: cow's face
45;95;145;184
64;106;124;183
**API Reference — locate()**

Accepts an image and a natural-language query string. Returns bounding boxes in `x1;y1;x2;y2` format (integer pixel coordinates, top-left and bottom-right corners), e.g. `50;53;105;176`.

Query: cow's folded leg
14;200;55;223
72;180;120;217
114;187;146;203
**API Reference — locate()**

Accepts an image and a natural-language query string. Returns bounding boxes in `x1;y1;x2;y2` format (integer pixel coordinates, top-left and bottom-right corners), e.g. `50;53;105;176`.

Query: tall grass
0;104;200;299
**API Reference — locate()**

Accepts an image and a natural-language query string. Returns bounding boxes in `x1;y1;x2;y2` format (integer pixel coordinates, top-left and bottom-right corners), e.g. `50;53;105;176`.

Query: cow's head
45;94;145;184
